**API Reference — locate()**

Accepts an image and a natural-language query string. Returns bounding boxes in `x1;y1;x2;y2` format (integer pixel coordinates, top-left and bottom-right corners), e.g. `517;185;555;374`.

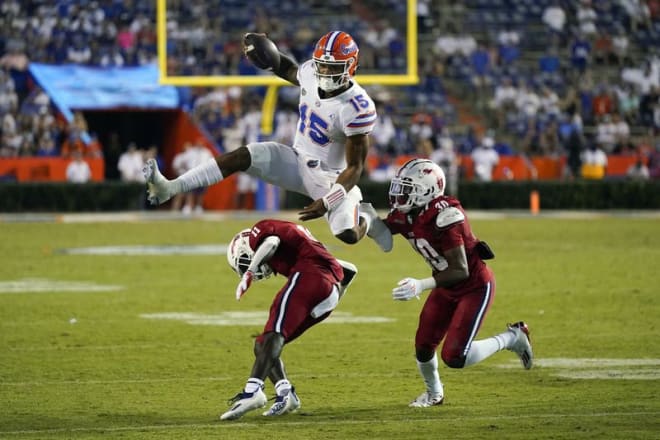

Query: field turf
1;212;659;439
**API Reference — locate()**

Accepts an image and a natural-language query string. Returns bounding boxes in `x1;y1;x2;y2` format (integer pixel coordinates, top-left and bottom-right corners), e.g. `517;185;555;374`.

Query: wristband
419;277;437;290
322;183;347;211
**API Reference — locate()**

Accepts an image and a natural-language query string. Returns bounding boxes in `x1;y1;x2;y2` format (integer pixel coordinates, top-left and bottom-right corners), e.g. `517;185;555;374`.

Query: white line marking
1;411;658;436
0;278;122;294
58;244;228;255
140;311;395;326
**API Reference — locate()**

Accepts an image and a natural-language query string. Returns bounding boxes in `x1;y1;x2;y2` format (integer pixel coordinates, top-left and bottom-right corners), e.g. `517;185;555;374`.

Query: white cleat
220;388;267;421
507;321;534;370
360;202;393;252
409;391;444;408
262;388;301;416
143;158;174;205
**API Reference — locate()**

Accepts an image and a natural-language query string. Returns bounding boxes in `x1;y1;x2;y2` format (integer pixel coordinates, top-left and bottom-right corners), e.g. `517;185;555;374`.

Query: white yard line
1;411;659;436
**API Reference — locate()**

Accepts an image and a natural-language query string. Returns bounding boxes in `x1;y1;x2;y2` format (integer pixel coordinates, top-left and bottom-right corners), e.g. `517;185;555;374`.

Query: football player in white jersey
143;31;392;251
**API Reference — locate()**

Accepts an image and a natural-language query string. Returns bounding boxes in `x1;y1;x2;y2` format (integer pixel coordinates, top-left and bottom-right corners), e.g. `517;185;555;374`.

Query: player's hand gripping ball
243;33;280;71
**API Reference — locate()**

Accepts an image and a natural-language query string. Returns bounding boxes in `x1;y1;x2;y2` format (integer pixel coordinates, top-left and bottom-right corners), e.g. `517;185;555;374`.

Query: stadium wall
2;180;658;212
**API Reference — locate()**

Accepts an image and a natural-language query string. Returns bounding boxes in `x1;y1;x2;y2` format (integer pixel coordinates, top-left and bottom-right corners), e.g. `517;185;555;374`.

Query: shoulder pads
435;206;465;229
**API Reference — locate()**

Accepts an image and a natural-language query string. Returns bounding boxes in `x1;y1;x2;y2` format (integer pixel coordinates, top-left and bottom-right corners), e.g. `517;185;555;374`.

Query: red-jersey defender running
374;158;534;407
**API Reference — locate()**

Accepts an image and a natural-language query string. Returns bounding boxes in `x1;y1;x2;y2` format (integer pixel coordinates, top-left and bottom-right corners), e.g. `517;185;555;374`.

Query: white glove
235;271;254;301
392;277;423;301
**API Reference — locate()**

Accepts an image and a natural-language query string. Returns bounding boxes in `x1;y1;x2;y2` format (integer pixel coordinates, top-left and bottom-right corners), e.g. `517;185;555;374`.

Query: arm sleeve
247;236;281;273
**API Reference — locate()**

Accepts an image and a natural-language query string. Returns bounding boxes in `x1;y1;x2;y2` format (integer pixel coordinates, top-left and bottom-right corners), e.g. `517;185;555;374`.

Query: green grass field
1;212;659;439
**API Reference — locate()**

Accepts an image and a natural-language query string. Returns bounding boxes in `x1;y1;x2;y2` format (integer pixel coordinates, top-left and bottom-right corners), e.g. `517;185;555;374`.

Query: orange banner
0;157;105;182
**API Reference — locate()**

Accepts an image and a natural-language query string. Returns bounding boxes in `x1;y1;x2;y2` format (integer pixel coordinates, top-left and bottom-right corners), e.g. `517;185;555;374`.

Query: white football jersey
293;60;377;170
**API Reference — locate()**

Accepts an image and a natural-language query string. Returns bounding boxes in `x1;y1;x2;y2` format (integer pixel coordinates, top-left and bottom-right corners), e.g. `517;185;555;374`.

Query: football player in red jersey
143;31;391;252
376;158;534;407
220;219;358;421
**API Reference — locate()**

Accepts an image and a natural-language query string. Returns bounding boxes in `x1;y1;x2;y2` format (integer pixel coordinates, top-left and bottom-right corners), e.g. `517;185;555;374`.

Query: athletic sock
416;353;443;396
274;379;292;396
244;377;264;393
464;330;517;366
174;158;223;193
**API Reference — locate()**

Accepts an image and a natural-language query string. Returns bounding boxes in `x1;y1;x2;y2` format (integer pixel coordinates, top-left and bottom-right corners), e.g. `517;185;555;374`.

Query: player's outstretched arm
242;33;299;86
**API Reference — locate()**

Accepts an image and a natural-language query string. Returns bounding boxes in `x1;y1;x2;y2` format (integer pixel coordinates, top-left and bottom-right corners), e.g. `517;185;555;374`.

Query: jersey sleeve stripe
347;120;376;128
355;111;377;120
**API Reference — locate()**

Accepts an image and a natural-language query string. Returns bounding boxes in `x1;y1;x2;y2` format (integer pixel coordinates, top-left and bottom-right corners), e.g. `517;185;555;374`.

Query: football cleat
143;158;174;205
360;202;393;252
507;321;534;370
409;391;444;408
262;387;301;416
220;388;267;421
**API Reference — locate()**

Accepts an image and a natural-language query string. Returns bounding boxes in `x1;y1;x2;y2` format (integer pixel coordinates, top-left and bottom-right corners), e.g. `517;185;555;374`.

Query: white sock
244;377;264;393
464;330;516;367
274;379;292;396
174;158;223;193
417;353;443;396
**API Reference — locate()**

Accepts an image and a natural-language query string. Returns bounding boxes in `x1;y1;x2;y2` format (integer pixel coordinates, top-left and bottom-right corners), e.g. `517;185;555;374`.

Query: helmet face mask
389;159;446;213
312;31;359;92
227;229;272;280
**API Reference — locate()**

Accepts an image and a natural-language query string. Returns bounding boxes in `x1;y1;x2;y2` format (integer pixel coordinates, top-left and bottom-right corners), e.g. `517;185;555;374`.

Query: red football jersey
248;219;343;281
385;195;490;292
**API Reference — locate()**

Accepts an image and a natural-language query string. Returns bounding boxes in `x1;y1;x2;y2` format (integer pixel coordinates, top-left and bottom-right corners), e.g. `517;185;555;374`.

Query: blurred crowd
0;0;658;183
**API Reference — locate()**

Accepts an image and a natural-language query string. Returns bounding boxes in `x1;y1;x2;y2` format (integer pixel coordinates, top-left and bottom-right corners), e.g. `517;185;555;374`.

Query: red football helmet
312;31;359;92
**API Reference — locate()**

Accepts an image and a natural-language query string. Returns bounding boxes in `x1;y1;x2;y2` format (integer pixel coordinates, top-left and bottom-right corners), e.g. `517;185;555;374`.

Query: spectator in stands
60;129;86;158
581;141;608;179
371;101;397;155
515;82;541;119
430;134;459;196
611;27;631;67
66;150;91;183
117;142;145;183
619;0;652;32
489;76;518;129
561;123;585;181
626;156;650;180
639;85;659;129
615;82;640;124
593;28;615;66
539;86;561;117
539;117;561;156
471;136;499;182
409;111;434;156
469;42;492;107
570;33;592;76
577;0;598;37
611;112;633;153
592;85;615;118
35;133;58;157
542;1;567;37
595;114;618;153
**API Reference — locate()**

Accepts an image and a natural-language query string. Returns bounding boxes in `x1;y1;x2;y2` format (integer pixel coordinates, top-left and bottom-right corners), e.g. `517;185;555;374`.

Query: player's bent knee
415;346;435;363
442;353;467;369
335;229;359;244
220;146;251;174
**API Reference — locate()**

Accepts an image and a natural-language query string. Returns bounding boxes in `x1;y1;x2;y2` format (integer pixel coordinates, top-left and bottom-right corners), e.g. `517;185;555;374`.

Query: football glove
235;270;254;301
392;277;423;301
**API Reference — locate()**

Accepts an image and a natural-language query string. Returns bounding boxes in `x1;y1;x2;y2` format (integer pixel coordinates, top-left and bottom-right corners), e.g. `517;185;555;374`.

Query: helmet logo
340;41;357;55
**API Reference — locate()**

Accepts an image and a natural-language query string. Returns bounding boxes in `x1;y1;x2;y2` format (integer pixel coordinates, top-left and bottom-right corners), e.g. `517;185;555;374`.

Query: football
243;33;280;71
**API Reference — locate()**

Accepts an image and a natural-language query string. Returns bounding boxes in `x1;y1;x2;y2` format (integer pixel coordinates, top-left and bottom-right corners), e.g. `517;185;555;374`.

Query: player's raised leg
143;147;251;205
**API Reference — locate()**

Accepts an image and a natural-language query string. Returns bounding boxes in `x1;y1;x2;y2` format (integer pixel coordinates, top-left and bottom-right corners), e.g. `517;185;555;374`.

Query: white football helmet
227;229;273;280
389;158;446;213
